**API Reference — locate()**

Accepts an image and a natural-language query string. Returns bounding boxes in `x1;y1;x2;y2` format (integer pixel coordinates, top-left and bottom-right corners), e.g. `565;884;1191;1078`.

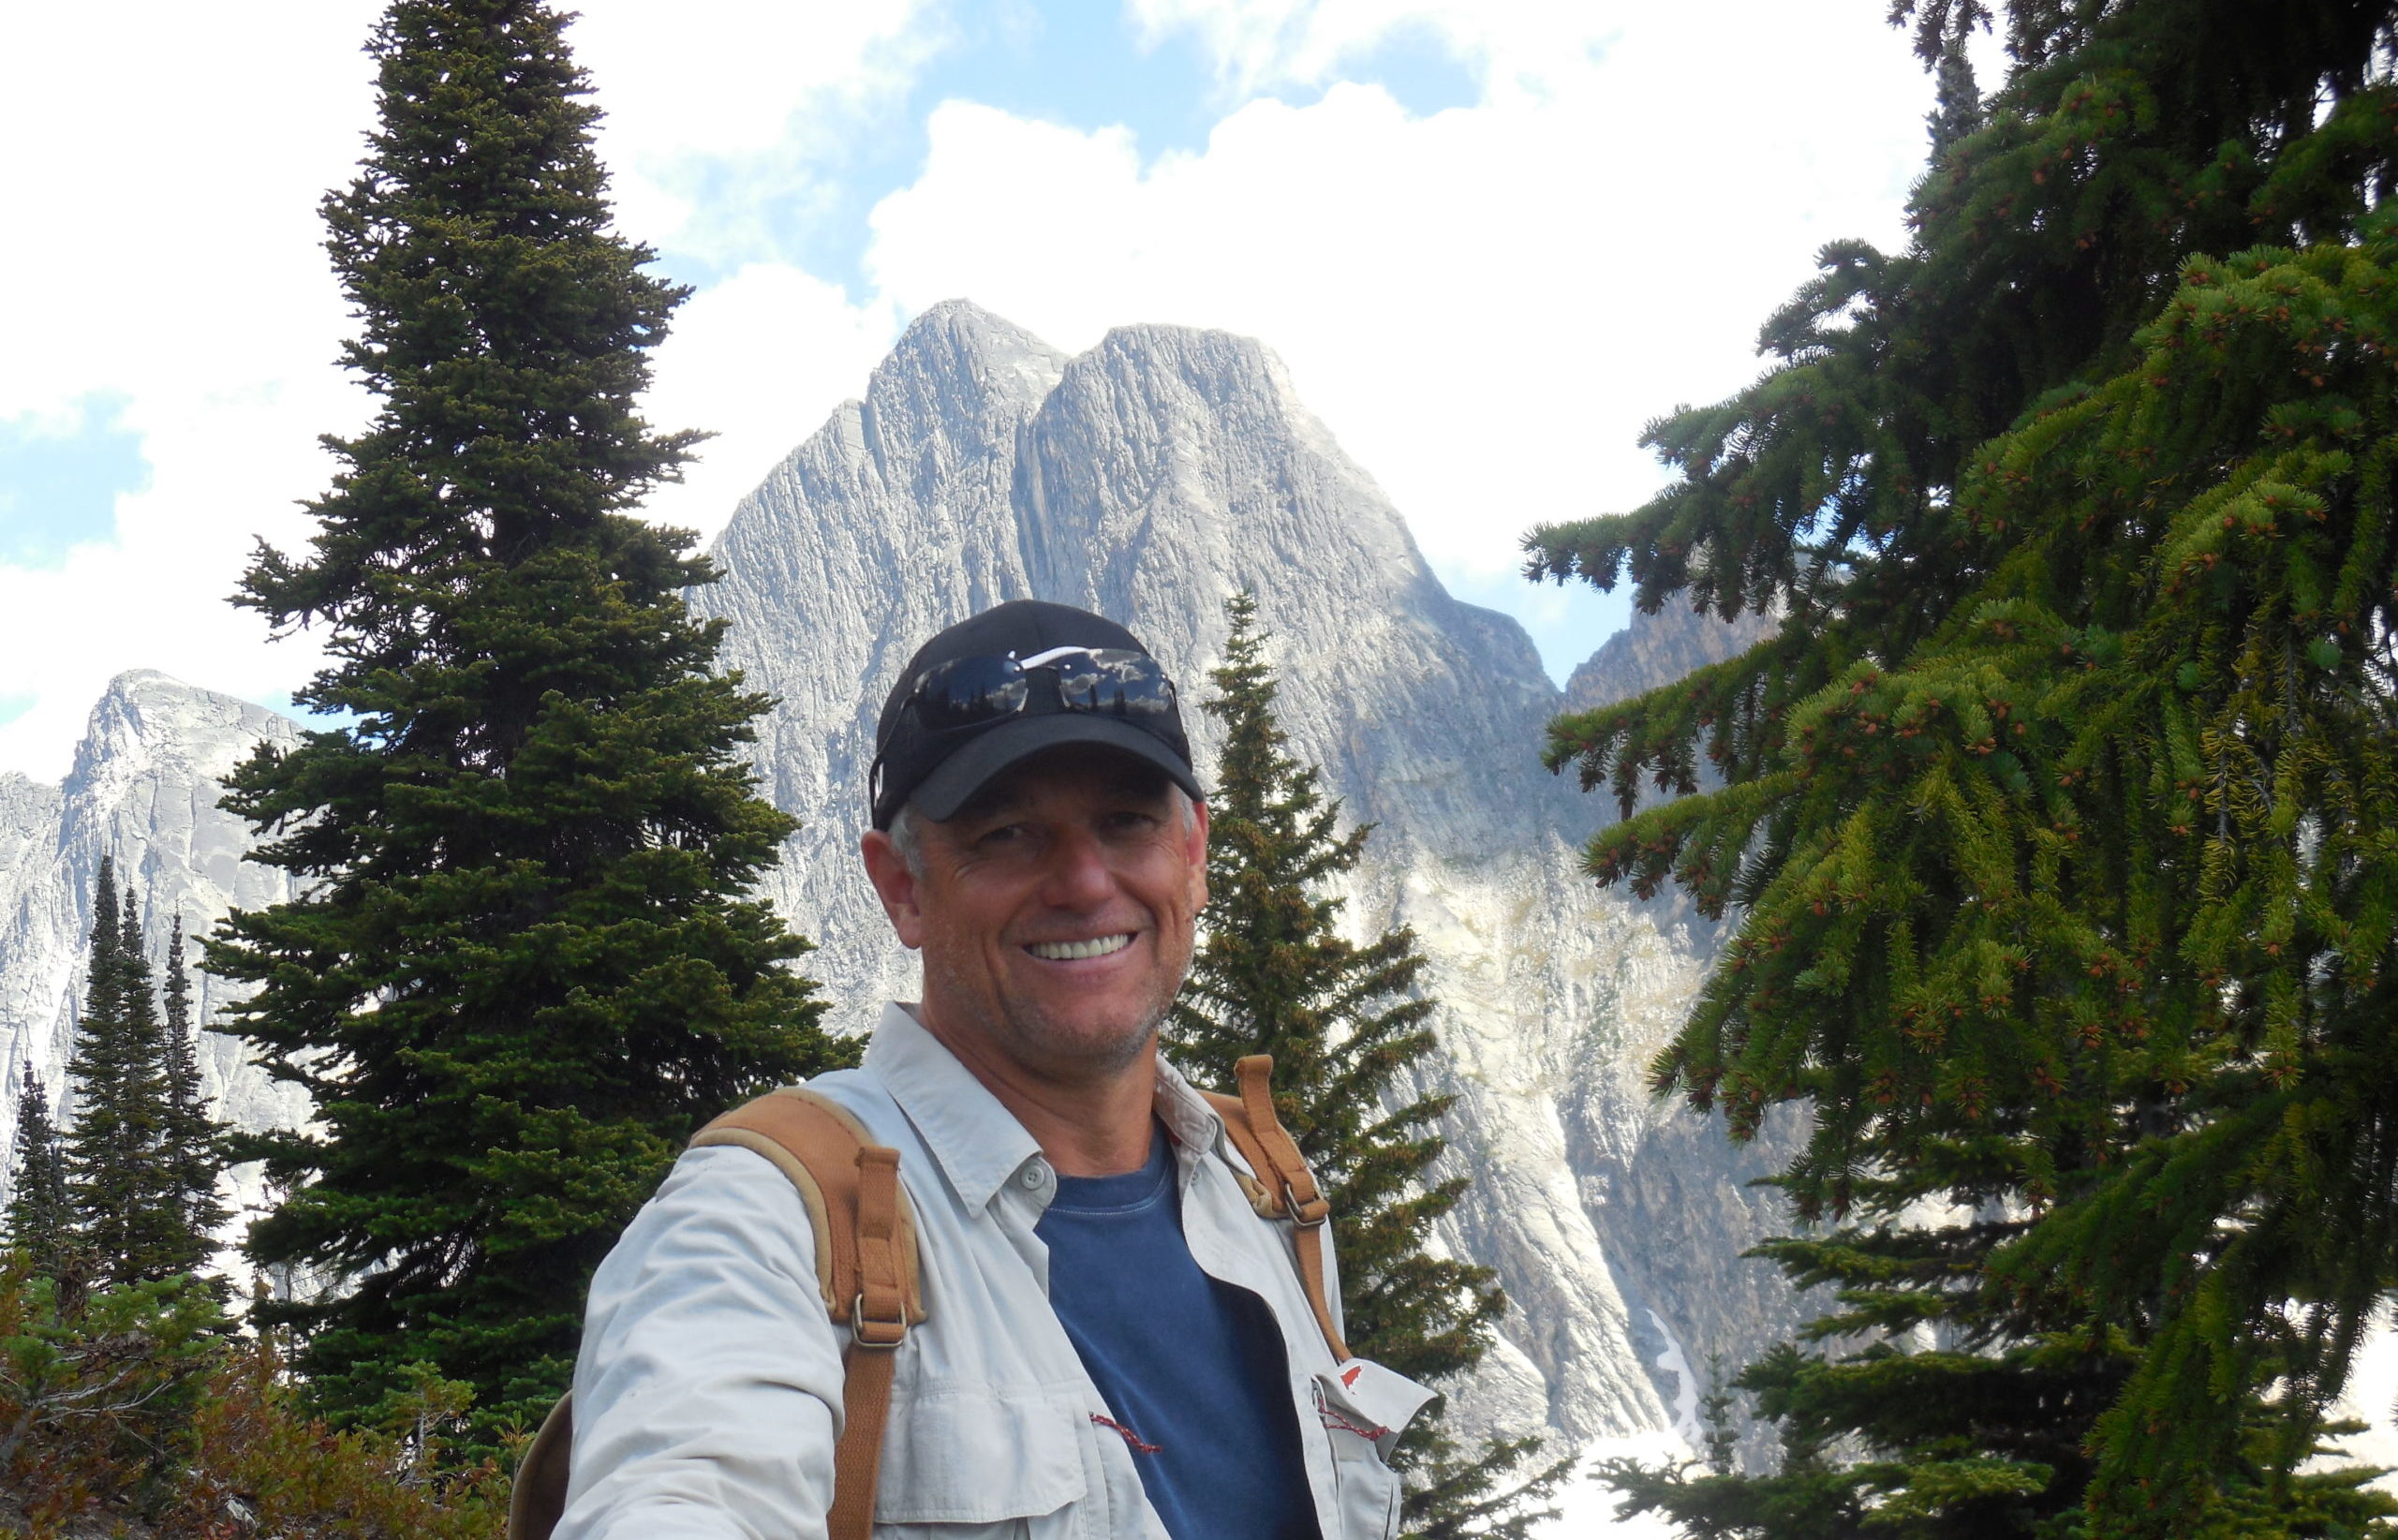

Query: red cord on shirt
1319;1409;1389;1443
1091;1413;1163;1455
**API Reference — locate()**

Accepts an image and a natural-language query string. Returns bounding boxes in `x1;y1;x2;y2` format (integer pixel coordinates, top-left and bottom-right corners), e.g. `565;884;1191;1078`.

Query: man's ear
860;830;927;950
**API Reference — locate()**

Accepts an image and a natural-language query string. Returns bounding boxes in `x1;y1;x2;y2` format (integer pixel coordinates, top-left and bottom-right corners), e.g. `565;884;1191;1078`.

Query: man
557;600;1430;1539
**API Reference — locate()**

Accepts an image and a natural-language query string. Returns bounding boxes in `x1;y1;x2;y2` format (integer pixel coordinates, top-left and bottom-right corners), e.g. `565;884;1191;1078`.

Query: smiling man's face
862;746;1209;1085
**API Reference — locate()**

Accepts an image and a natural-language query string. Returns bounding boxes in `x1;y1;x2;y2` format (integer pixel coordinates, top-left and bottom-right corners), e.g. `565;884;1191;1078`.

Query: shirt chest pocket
1313;1366;1423;1540
1318;1419;1400;1540
873;1385;1088;1538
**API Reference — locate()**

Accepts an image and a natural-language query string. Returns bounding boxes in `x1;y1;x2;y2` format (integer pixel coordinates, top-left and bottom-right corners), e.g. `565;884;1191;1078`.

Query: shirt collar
866;1003;1236;1204
865;1002;1044;1214
1150;1053;1231;1160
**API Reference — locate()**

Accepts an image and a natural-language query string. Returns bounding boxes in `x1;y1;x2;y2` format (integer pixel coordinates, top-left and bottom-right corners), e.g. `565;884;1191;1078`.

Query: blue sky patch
0;392;149;569
1276;22;1480;120
645;0;1484;302
1441;564;1631;688
644;0;1215;297
253;691;365;733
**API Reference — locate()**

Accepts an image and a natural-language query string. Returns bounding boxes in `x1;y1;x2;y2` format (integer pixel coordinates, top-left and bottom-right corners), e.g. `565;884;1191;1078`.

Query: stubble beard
925;940;1190;1082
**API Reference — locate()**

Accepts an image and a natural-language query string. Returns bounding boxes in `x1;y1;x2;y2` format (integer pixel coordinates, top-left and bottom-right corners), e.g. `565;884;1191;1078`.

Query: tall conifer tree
112;884;206;1282
158;915;227;1266
1169;593;1567;1539
207;0;849;1443
6;1064;75;1278
1528;1;2398;1532
63;865;187;1286
1925;16;1983;155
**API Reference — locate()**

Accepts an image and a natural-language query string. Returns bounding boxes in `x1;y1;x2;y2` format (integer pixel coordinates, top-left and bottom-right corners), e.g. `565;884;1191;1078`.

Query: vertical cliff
690;300;1812;1452
0;672;309;1227
0;307;1823;1469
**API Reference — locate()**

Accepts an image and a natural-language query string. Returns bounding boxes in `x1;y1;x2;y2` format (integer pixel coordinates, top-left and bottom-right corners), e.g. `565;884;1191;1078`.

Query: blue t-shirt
1036;1124;1322;1540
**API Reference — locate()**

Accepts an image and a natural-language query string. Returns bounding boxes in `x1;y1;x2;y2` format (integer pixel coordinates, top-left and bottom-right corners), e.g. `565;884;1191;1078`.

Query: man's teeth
1028;934;1134;961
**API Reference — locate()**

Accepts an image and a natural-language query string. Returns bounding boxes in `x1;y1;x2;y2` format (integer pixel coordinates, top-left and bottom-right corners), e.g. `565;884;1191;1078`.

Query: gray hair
888;801;931;879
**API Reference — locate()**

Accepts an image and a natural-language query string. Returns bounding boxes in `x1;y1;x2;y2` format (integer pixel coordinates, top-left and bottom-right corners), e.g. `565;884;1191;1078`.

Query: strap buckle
1287;1190;1330;1229
851;1293;908;1350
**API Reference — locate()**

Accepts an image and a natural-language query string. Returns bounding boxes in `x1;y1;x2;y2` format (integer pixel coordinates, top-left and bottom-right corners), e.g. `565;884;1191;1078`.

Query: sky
0;0;1971;782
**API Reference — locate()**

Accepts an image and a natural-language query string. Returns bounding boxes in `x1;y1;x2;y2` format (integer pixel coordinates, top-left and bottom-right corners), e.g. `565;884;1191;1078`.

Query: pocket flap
1315;1358;1437;1459
874;1384;1088;1523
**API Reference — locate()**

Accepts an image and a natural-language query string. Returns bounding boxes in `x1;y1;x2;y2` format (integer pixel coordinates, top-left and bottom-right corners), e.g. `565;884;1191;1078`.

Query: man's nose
1037;826;1118;909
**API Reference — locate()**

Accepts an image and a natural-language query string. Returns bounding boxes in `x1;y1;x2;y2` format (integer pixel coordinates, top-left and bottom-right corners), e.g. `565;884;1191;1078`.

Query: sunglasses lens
913;655;1028;730
1056;650;1177;718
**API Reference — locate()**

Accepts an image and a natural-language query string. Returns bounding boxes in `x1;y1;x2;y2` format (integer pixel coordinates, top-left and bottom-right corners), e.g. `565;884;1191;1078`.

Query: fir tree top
242;0;704;678
5;1062;74;1279
1169;594;1567;1536
209;0;846;1445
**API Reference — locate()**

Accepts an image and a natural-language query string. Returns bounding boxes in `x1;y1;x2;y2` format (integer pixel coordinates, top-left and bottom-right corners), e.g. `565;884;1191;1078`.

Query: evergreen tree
63;866;189;1287
6;1063;76;1278
114;883;208;1281
1524;1;2398;1532
158;915;228;1267
1925;13;1984;156
1169;592;1570;1538
206;0;851;1445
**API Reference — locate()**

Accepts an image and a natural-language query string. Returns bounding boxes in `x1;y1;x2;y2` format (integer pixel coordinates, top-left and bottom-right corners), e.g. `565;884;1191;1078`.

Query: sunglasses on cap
908;645;1178;732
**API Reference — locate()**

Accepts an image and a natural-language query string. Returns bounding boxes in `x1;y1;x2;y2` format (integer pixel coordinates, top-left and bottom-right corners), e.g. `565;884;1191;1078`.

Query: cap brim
906;714;1204;823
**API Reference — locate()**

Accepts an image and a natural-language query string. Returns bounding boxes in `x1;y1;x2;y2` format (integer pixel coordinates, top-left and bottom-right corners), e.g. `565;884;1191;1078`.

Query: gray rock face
1563;600;1779;715
693;300;1813;1454
9;305;2391;1501
0;307;1819;1470
0;672;311;1228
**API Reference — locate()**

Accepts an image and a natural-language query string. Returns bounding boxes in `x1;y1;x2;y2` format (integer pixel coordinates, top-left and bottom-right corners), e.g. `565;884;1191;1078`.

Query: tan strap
690;1091;921;1540
506;1088;923;1540
509;1393;573;1540
1201;1055;1349;1363
688;1087;927;1329
830;1310;898;1540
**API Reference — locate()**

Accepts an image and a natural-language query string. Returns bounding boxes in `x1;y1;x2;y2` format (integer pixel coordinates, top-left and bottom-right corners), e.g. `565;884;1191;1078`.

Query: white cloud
0;1;936;779
568;0;941;268
574;0;933;160
641;265;903;541
0;1;386;778
865;0;1935;599
0;0;1948;777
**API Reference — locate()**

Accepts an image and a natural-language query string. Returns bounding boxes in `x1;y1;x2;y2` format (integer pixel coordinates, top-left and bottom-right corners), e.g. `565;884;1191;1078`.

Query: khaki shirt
559;1003;1433;1539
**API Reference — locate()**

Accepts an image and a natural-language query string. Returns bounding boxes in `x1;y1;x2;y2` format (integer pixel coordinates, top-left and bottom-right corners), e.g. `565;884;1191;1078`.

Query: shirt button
1020;1165;1047;1190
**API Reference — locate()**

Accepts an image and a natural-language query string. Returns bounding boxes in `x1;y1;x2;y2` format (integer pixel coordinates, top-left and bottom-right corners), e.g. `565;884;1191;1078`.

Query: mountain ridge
691;300;1804;1452
0;304;1820;1478
0;671;312;1231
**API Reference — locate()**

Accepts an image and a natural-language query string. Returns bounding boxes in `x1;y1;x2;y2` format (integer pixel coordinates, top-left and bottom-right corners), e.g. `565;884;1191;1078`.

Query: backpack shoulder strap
508;1087;924;1540
690;1087;927;1335
1199;1054;1350;1364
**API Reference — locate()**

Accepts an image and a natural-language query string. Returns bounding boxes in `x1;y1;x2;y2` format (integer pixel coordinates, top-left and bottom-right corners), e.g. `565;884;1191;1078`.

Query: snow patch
1537;1430;1696;1538
2323;1306;2398;1494
1647;1307;1705;1445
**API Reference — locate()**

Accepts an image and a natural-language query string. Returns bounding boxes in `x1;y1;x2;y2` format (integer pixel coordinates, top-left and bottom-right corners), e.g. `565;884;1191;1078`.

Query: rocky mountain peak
0;312;1817;1487
67;670;291;803
689;304;1791;1456
0;672;308;1195
1562;600;1778;715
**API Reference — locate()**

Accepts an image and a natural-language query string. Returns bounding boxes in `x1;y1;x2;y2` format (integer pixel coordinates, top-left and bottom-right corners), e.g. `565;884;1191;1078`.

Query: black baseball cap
869;600;1202;831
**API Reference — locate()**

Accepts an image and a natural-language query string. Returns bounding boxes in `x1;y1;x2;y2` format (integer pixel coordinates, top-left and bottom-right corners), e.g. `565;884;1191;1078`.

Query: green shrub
0;1257;510;1538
